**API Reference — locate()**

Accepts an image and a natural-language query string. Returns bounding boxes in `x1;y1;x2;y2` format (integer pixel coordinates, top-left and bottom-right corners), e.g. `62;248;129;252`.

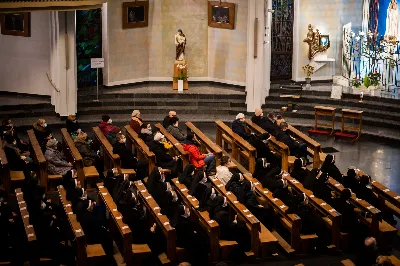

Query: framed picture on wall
122;1;149;29
0;12;31;37
208;1;235;30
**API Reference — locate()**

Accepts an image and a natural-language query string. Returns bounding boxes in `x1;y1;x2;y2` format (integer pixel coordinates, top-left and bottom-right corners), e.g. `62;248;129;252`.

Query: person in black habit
251;109;280;137
320;154;342;182
342;168;360;193
178;164;196;188
290;158;309;184
276;122;308;160
248;132;280;168
113;133;148;180
312;170;333;205
332;188;359;234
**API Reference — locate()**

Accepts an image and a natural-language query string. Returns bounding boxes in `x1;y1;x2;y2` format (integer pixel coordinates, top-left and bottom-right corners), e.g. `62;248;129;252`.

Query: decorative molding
105;77;246;87
0;0;105;12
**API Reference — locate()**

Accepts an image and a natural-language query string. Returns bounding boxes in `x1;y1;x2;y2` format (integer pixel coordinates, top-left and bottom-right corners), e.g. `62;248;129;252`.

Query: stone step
269;88;331;97
0;107;56;119
0;103;54;112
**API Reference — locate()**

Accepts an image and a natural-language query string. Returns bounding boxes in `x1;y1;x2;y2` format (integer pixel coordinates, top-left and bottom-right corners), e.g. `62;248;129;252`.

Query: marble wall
293;0;363;81
104;0;247;86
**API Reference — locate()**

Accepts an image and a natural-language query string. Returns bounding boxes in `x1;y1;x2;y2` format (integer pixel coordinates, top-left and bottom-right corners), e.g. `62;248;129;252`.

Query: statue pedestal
173;60;188;90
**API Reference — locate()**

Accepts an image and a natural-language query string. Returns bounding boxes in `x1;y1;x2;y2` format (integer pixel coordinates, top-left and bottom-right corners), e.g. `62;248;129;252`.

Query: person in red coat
129;110;143;134
98;115;120;137
182;132;216;175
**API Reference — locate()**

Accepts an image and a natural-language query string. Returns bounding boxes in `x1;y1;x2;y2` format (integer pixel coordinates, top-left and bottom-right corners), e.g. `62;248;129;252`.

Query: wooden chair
58;185;107;266
0;148;25;192
134;180;178;265
97;183;151;265
215;120;257;173
154;123;189;168
28;129;62;191
171;178;238;261
334;109;363;141
185;122;223;166
61;129;99;188
124;125;156;175
92;127;135;177
245;119;293;172
15;188;40;265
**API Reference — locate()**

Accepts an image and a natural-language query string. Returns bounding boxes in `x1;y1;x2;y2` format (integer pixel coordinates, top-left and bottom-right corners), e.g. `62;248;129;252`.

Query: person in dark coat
276;122;308;159
248;132;280;168
113;133;147;180
3;135;34;179
356;237;379;266
147;167;169;205
332;188;358;233
356;175;380;208
178;164;196;189
1;118;29;153
285;193;316;235
312;171;333;205
251;109;280;136
303;168;319;190
166;117;187;142
342;168;360;193
320;154;342;182
138;124;154;145
74;132;101;168
232;113;254;141
66;114;81;136
290;158;309;184
162;111;177;129
32;119;52;145
148;132;179;178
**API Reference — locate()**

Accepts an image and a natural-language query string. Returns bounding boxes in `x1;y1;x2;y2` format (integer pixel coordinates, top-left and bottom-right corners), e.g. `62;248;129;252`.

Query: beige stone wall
208;0;248;84
105;0;247;85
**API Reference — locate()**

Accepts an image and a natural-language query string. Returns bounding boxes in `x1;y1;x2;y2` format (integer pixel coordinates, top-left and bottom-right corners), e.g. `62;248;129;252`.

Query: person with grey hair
356;236;378;266
45;138;73;176
232;113;254;141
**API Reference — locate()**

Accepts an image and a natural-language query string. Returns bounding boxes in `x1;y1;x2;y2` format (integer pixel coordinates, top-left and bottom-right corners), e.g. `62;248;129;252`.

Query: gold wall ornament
303;24;331;60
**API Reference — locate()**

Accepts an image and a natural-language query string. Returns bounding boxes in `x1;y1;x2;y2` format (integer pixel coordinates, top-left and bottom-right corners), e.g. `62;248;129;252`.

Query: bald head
364;237;377;250
255;108;263;117
169;111;177;118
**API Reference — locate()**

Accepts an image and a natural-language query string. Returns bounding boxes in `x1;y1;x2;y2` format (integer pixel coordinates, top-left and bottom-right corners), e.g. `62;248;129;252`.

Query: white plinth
331;85;343;99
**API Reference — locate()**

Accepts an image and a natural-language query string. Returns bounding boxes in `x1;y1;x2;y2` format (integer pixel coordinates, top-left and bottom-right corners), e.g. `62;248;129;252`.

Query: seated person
376;256;394;266
163;110;177;129
342;168;359;193
215;156;233;185
1;118;29;153
44;138;73;179
251;109;279;136
356;175;380;207
320;154;342;182
148;132;180;178
183;132;216;175
333;188;358;233
248;132;280;168
139;124;154;144
312;170;333;205
130;110;147;134
74;132;103;176
290;158;309;184
98;115;120;144
33;118;51;145
167;117;186;142
276;122;308;159
113;133;147;180
275;115;286;127
232;113;254;141
66;114;81;138
178;164;196;189
3;135;34;179
356;237;379;266
253;158;271;182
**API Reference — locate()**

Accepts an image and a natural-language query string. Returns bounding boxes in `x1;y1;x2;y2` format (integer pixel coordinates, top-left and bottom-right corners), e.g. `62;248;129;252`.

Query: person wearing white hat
231;113;254;140
130;110;143;134
148;132;180;178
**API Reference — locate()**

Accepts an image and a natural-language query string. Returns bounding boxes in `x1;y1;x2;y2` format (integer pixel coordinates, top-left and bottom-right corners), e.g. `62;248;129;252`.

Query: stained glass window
76;8;102;88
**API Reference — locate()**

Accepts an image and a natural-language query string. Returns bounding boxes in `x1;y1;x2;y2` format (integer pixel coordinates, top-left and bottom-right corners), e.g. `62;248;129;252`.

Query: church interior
1;0;400;265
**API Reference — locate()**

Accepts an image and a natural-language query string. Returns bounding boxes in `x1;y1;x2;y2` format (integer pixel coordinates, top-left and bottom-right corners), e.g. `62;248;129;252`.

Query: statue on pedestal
175;29;186;61
385;0;399;44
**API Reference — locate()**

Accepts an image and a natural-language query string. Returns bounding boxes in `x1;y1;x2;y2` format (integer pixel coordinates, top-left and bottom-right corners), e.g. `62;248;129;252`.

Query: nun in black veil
290;158;309;184
178;164;196;188
253;158;272;182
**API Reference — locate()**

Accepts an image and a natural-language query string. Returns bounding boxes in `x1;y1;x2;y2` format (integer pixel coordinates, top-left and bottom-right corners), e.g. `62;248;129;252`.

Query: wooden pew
92;127;135;177
215;120;257;173
124;125;156;175
341;256;400;266
327;178;397;244
58;185;107;266
28;129;62;191
154;123;189;168
134;180;177;265
61;129;99;188
287;124;326;168
0;148;24;192
15;188;39;265
244;119;293;171
284;175;342;250
171;178;238;261
185;122;223;166
97;183;151;265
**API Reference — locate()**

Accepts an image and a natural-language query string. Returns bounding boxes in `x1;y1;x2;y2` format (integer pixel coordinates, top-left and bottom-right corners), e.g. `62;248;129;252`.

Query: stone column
49;11;77;117
245;0;267;113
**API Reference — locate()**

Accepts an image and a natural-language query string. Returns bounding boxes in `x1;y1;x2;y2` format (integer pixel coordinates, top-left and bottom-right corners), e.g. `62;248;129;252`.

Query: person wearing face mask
3;135;34;179
251;109;280;137
232;113;255;141
74;132;100;167
167;117;187;142
138;123;154;144
98;115;121;144
183;132;216;176
45;138;74;179
112;133;147;180
1;118;29;153
130;110;149;135
66;114;82;137
32;118;52;145
148;132;180;178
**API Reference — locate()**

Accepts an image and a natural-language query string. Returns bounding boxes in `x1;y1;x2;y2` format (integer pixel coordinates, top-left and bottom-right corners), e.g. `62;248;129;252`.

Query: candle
361;92;363;98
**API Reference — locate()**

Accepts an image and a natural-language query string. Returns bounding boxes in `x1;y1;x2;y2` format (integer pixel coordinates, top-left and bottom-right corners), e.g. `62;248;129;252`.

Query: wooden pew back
154;123;189;168
0;147;11;192
61;128;85;187
15;188;39;265
185;122;223;166
97;183;134;265
124;125;156;175
215;120;256;173
134;180;177;264
244;120;290;171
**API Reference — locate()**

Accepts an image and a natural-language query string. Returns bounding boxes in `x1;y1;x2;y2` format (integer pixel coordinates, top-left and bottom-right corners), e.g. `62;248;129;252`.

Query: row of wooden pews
341;256;400;266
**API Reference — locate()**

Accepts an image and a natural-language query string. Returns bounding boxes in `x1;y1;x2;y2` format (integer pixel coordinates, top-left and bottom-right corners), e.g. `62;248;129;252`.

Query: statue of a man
175;29;186;61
